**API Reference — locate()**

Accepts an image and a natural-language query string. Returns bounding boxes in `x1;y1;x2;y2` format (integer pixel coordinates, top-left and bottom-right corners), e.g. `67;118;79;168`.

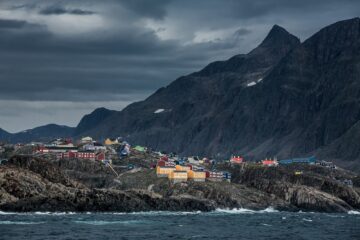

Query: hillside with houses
1;136;359;213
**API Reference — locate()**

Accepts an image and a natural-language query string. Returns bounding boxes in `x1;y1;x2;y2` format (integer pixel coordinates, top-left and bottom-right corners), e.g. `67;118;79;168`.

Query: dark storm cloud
0;0;359;132
0;19;26;29
0;22;172;55
39;6;95;15
117;0;171;20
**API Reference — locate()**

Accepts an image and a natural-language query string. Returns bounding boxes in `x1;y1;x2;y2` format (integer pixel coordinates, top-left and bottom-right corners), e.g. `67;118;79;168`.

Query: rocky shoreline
0;155;359;213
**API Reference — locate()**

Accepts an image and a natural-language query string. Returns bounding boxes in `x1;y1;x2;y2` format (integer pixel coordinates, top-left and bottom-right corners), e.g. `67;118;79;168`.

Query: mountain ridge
1;18;360;172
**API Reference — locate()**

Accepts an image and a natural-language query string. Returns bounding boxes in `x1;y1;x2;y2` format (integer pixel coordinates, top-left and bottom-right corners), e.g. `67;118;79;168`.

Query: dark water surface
1;208;359;240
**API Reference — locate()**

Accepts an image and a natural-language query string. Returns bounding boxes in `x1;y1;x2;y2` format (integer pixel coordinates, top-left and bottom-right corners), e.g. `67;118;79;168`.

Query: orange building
156;166;176;177
176;165;191;172
168;171;188;183
188;170;206;182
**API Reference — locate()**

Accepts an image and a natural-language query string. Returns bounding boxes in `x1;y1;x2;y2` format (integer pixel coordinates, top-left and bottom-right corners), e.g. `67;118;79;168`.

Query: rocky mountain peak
259;24;300;48
248;24;300;59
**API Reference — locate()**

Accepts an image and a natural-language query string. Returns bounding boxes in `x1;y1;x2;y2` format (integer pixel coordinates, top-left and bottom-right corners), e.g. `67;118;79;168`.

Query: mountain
0;128;11;142
74;107;116;136
77;24;301;150
0;124;75;143
77;18;360;171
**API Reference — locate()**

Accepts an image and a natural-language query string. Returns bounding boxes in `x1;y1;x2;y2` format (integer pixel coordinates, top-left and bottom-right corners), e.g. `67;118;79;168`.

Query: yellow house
175;165;191;172
104;138;118;145
156;166;176;177
188;170;206;182
168;171;188;183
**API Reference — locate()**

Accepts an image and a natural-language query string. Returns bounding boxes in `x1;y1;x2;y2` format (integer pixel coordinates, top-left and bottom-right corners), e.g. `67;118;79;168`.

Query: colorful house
168;171;188;183
176;165;191;172
156;166;176;177
278;156;316;165
262;159;279;166
157;160;175;167
36;146;49;153
76;151;96;160
104;138;119;145
230;156;244;164
188;170;206;182
81;136;93;144
207;171;224;182
133;145;146;152
96;152;106;161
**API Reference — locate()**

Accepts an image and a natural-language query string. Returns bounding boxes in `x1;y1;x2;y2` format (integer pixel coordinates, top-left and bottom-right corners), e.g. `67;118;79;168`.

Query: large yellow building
104;138;119;145
168;171;188;183
188;170;206;182
156;166;176;177
175;165;191;171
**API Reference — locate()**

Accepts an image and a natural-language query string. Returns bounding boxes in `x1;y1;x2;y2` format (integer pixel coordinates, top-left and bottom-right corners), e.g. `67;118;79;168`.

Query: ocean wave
0;211;76;216
348;210;360;215
0;221;45;225
111;211;202;216
74;220;145;225
302;218;313;222
214;207;279;214
34;211;76;215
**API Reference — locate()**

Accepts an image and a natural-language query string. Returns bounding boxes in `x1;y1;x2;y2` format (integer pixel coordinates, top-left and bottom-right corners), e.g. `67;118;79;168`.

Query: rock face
74;107;116;136
76;24;301;153
0;157;214;212
0;155;359;213
74;18;360;171
226;164;360;212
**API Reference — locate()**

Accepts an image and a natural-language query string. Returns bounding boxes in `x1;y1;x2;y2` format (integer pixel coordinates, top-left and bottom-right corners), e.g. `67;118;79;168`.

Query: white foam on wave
261;223;272;226
348;210;360;215
74;220;145;225
215;207;279;214
34;211;76;215
154;109;165;114
302;218;313;222
0;221;45;225
112;211;202;216
0;211;76;216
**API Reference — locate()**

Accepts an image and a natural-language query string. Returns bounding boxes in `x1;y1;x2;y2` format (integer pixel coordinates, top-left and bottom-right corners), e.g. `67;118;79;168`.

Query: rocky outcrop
227;164;360;212
0;160;213;212
1;156;359;213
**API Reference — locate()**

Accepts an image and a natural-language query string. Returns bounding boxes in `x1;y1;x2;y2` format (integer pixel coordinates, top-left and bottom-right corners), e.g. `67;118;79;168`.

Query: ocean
0;209;359;240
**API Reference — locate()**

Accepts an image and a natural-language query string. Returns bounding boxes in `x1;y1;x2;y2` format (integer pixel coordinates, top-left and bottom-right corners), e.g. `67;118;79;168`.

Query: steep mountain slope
74;107;116;136
79;24;301;150
80;18;360;171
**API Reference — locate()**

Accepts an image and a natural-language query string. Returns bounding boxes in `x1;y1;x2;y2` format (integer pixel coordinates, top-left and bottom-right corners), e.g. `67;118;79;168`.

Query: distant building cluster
0;137;346;186
155;155;231;183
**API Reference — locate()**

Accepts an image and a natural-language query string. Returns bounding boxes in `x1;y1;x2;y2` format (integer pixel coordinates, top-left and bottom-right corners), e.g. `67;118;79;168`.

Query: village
0;136;347;185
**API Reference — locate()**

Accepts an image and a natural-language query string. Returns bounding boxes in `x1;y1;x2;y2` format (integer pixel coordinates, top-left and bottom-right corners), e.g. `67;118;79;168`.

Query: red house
262;159;278;166
36;146;49;153
230;156;244;164
96;152;105;161
160;156;169;162
76;151;96;160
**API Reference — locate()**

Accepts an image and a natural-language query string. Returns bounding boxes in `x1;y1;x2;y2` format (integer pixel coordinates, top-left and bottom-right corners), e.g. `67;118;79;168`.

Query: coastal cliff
0;155;359;213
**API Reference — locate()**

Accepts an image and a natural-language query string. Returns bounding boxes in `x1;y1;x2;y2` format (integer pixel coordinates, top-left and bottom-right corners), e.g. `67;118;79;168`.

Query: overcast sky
0;0;359;133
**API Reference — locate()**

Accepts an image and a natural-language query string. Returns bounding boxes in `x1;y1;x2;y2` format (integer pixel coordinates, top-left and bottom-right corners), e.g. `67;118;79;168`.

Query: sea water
0;209;359;239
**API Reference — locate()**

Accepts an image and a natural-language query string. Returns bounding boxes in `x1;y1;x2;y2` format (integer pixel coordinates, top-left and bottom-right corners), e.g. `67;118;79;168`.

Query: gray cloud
118;0;171;20
0;19;26;29
39;6;95;15
0;0;359;132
